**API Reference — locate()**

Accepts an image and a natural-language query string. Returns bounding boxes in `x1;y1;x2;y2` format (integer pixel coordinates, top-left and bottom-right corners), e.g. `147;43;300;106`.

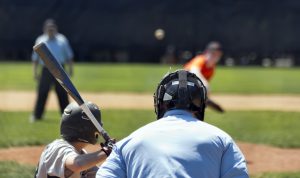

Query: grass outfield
0;161;300;178
0;161;299;178
0;110;300;148
0;161;35;178
0;62;299;94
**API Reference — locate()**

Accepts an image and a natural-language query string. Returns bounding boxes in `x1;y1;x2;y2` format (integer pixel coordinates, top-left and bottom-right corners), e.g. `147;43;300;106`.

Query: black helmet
60;102;102;145
154;70;207;120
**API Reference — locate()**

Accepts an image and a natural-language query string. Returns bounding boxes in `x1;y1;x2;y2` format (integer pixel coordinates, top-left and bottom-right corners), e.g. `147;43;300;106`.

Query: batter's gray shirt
35;139;80;178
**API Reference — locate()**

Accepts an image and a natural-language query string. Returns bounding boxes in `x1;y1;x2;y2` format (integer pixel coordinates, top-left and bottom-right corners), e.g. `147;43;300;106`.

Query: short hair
43;18;57;28
205;41;222;51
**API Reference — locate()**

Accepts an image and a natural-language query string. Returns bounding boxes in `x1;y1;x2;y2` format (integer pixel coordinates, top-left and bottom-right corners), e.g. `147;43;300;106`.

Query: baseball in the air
154;28;165;40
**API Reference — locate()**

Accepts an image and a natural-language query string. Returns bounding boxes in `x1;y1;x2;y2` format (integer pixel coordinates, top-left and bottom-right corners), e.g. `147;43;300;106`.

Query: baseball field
0;62;300;177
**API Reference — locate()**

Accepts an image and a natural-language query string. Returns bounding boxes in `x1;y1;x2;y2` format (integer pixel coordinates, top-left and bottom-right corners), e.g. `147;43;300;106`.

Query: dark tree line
0;0;300;65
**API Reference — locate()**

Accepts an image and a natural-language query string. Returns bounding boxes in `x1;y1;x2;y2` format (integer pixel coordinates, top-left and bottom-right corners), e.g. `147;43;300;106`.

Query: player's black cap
60;102;102;145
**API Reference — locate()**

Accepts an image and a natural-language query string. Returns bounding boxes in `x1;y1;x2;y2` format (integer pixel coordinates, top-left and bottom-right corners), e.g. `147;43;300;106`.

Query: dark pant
33;67;69;119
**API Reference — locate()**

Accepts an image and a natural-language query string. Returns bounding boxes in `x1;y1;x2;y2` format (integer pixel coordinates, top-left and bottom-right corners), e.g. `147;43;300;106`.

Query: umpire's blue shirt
97;110;249;178
32;33;73;65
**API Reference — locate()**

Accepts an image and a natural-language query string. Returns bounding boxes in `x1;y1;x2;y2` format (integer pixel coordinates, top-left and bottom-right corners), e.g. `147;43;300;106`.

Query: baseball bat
33;42;110;142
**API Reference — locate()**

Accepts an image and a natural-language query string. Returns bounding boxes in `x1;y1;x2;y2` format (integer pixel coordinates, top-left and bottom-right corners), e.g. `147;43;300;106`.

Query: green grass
0;62;35;91
253;172;300;178
0;161;299;178
0;161;35;178
211;67;300;94
0;62;299;94
0;110;154;147
0;112;61;147
206;111;300;148
0;110;300;148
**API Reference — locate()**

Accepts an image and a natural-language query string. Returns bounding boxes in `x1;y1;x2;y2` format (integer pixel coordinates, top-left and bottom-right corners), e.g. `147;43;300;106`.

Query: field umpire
97;70;248;178
31;19;74;121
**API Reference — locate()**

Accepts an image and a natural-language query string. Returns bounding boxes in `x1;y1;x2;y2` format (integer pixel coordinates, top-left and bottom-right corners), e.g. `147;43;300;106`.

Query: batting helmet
154;70;207;120
60;102;102;145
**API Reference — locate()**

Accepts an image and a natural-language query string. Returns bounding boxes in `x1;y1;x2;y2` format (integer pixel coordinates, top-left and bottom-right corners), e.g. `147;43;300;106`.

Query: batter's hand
100;138;116;156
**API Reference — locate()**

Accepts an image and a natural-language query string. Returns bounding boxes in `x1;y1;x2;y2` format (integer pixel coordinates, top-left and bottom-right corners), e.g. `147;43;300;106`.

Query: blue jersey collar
163;109;195;118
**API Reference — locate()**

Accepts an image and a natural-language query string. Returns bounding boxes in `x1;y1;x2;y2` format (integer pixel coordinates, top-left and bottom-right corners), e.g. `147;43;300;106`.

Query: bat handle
101;131;111;142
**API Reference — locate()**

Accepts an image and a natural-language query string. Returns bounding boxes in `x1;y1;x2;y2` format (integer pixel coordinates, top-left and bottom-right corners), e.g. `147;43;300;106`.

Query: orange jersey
184;54;215;81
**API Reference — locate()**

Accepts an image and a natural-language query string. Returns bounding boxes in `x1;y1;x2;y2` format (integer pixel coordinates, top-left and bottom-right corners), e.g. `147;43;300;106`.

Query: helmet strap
178;70;189;108
156;85;166;118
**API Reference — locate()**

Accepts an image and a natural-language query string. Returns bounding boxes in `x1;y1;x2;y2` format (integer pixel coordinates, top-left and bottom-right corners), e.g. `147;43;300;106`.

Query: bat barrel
33;42;111;142
33;43;85;105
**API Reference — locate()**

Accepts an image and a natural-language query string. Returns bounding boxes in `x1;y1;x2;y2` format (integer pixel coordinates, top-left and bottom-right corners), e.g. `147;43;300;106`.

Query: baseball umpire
31;19;74;122
96;70;248;178
35;102;115;178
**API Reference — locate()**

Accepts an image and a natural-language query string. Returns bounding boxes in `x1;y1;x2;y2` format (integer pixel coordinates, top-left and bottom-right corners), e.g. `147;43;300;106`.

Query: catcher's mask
60;102;102;145
154;69;207;120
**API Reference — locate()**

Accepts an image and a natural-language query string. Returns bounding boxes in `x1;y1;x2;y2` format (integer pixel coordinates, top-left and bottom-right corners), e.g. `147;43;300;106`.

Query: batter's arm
65;150;107;175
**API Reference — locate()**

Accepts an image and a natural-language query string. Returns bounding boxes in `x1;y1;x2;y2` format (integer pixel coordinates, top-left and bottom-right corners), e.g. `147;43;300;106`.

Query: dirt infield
1;91;300;174
0;142;300;174
1;91;300;111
